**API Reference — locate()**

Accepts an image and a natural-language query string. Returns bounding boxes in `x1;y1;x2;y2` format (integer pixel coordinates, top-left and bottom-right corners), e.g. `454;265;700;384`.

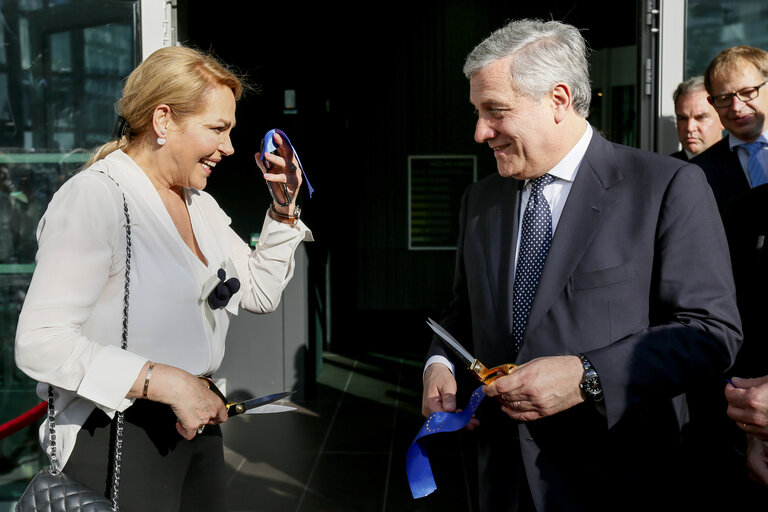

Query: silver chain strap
46;386;58;476
108;172;131;511
45;171;132;511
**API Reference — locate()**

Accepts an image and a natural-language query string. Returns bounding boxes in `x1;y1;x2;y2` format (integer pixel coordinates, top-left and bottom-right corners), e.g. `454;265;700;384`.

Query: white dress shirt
15;149;312;467
427;122;593;375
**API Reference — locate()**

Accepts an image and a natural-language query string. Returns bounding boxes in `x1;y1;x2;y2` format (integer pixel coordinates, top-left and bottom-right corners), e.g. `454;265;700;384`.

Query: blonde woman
15;46;312;511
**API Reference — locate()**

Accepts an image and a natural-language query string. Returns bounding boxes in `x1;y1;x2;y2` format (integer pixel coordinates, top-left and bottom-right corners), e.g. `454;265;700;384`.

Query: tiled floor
222;348;479;512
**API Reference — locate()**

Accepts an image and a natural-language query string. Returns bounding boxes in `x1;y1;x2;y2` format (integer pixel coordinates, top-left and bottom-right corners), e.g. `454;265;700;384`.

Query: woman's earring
157;128;167;146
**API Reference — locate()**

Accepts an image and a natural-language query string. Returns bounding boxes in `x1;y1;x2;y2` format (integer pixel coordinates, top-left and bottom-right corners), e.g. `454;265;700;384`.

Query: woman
14;46;312;511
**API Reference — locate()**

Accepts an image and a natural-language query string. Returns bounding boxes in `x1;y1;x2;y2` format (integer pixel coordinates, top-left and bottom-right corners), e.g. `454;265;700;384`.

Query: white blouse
14;150;313;467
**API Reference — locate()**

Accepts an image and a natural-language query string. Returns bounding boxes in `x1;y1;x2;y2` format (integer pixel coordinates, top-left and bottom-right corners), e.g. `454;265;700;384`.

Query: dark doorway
180;1;638;359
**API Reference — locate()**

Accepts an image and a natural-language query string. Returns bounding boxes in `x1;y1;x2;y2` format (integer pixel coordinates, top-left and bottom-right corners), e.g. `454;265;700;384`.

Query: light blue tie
742;141;767;187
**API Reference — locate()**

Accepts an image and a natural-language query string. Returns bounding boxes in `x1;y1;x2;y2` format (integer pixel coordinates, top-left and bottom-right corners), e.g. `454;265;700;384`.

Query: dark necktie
512;174;554;353
742;141;767;187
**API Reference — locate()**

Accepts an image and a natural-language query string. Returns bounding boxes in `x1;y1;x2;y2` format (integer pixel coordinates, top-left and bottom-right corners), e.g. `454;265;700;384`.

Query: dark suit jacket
723;183;768;375
688;138;768;506
691;137;749;214
429;129;742;511
670;149;689;161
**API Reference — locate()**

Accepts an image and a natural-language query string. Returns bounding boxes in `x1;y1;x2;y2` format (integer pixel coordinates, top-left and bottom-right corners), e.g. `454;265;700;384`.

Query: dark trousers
63;399;226;512
477;406;535;512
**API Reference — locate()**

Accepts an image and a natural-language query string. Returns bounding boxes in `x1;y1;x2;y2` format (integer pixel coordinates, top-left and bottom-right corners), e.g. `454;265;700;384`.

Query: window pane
0;1;138;504
686;1;768;78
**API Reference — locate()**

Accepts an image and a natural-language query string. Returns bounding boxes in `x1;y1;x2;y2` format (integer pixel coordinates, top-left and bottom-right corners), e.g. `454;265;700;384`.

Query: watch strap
577;353;603;401
269;203;301;227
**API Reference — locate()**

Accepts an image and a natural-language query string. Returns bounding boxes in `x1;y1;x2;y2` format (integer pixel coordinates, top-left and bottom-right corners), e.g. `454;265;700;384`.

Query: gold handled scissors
426;318;516;384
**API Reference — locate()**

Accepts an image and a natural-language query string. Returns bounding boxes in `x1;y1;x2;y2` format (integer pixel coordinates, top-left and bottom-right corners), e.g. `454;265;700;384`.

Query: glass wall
0;0;138;506
685;1;768;78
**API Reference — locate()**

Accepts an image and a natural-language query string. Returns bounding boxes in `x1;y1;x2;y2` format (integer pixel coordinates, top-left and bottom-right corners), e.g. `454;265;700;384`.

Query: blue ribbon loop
259;128;314;198
406;385;485;499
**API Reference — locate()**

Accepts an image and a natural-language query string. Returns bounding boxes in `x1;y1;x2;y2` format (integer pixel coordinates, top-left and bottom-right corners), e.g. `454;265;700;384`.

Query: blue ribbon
406;385;485;499
259;128;314;198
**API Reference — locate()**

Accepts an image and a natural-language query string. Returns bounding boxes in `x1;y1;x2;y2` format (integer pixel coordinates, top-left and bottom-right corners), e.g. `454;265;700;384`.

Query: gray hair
463;19;592;118
672;76;706;106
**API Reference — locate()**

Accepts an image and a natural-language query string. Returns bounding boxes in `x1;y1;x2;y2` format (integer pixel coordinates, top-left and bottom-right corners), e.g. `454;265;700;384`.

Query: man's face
709;64;768;142
469;58;559;180
675;89;723;155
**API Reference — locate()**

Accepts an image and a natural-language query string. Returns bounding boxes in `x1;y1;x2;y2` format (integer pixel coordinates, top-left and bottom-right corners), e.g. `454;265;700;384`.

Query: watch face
581;370;602;397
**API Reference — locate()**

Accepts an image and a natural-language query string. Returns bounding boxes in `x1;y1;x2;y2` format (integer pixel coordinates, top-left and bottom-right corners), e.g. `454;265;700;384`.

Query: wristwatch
577;353;603;402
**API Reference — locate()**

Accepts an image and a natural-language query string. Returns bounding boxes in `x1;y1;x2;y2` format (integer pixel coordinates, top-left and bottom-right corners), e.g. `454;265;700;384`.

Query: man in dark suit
421;19;742;511
670;76;723;161
693;45;768;500
691;45;768;214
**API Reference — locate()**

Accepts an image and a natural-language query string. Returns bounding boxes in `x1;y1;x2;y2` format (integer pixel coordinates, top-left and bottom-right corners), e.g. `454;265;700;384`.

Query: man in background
671;76;723;161
692;45;768;212
693;45;768;500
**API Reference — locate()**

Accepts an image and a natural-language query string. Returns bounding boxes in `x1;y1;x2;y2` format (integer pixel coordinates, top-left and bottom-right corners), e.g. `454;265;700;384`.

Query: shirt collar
539;121;592;185
727;128;768;150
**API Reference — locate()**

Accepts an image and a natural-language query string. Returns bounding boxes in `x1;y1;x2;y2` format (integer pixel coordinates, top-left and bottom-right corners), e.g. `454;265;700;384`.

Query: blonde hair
704;45;768;95
86;46;243;167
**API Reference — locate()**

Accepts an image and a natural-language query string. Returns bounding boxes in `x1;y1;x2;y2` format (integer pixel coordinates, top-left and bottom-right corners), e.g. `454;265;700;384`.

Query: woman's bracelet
268;203;301;227
142;362;155;399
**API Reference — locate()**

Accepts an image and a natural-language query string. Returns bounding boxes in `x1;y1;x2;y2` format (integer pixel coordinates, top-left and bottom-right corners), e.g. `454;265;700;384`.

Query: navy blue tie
512;174;554;353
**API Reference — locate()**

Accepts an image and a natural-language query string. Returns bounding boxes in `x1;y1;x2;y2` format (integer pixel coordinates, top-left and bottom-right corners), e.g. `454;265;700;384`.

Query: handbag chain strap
46;171;132;511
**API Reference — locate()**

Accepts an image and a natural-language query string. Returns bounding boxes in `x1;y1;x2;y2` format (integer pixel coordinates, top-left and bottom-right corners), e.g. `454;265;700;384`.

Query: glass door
0;0;140;505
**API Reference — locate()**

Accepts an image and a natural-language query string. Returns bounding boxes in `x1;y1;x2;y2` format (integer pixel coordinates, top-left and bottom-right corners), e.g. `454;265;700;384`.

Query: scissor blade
426;318;475;367
228;391;292;417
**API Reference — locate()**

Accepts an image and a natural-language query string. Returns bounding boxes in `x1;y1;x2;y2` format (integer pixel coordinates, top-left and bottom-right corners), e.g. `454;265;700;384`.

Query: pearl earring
157;128;167;146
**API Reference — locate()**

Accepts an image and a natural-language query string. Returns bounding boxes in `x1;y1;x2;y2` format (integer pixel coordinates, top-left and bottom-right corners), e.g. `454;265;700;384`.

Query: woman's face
165;84;236;191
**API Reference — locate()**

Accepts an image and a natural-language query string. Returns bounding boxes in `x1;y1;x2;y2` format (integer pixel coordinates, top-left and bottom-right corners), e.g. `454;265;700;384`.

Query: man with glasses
692;45;768;213
671;76;724;161
691;45;768;501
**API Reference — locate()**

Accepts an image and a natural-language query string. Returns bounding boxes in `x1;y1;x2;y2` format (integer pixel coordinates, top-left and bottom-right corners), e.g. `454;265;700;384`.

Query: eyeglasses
710;81;767;108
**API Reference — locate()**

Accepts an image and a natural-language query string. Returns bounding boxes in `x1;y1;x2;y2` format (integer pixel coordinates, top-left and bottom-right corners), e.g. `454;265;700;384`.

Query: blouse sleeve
196;190;315;315
231;212;313;313
14;170;147;411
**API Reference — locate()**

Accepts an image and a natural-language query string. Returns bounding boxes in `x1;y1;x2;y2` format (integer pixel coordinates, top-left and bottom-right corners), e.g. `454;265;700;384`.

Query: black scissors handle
200;377;230;408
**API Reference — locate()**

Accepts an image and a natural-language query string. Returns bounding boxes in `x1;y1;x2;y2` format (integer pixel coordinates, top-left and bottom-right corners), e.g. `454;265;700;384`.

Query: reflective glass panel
685;1;768;78
0;1;138;505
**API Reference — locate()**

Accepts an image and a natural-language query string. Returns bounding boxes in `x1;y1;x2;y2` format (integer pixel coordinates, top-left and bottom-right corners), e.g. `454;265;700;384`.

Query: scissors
426;318;516;385
201;378;292;417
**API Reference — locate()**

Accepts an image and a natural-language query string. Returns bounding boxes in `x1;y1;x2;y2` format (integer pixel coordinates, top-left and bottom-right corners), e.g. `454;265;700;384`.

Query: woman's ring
514;401;521;409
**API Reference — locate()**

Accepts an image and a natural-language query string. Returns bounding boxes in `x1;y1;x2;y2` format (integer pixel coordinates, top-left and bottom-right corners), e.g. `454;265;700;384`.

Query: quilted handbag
15;468;112;512
17;173;133;512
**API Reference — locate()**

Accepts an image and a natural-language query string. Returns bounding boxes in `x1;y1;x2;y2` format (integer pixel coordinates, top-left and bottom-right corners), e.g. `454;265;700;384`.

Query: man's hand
422;363;482;430
746;436;768;487
725;376;768;440
422;363;457;417
482;355;585;421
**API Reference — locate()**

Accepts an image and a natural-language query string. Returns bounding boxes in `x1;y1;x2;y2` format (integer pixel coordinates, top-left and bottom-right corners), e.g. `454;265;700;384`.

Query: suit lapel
519;133;623;356
484;176;523;336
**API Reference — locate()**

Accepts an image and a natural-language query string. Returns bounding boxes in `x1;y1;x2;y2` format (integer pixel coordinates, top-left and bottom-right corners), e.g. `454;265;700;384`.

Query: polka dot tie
741;141;767;187
512;174;554;353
